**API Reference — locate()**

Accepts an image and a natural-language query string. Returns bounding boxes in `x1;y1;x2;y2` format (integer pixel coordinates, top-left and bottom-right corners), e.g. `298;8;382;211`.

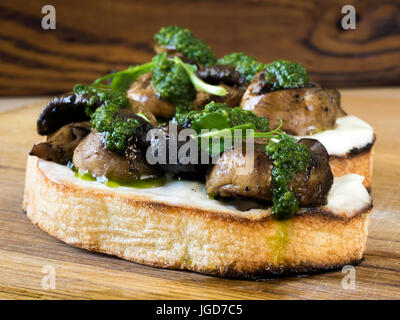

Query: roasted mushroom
240;71;346;135
30;122;91;164
206;143;273;200
148;124;208;178
290;138;334;206
127;72;176;119
206;138;333;207
38;91;157;136
37;94;99;135
129;99;158;126
194;64;248;109
73;130;162;182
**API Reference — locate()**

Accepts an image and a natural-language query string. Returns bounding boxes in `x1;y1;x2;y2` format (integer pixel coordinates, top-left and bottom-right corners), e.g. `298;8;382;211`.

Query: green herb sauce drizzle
264;134;310;219
67;163;165;189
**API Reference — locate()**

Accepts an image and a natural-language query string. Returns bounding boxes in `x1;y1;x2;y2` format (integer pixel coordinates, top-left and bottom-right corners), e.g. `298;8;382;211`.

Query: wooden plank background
0;0;399;96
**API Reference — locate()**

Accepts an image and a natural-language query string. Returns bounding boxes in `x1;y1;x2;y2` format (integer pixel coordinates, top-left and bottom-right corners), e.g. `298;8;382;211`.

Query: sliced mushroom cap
37;91;156;135
148;124;208;178
240;71;346;135
114;109;155;149
290;138;333;206
30;122;91;164
193;65;247;109
206;144;273;200
73;130;161;182
37;94;98;135
196;64;247;88
127;72;176;119
193;84;245;109
206;138;333;207
129;99;158;126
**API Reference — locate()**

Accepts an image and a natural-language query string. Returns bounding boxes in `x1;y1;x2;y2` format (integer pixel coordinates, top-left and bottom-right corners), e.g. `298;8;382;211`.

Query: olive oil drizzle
271;219;291;266
67;162;166;189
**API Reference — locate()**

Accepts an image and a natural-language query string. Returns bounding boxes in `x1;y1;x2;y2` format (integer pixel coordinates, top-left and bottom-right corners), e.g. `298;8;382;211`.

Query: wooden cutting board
0;89;399;300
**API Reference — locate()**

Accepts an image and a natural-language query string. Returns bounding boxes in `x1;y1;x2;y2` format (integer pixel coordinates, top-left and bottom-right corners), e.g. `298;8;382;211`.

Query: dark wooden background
0;0;399;95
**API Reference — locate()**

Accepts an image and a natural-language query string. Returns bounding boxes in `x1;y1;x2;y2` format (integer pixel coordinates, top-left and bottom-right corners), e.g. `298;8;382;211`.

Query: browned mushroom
206;138;333;207
127;72;176;118
37;94;97;135
73;129;162;182
30;122;91;164
193;64;248;109
240;71;346;135
148;124;208;178
129;99;158;126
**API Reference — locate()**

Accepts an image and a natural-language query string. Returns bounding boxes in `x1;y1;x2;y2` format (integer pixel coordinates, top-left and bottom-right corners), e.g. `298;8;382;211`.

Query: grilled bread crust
23;156;371;278
329;145;374;191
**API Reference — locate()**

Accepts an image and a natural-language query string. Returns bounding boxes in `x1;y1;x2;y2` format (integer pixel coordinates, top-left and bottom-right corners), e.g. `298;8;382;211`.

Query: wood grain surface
0;88;399;300
1;0;400;96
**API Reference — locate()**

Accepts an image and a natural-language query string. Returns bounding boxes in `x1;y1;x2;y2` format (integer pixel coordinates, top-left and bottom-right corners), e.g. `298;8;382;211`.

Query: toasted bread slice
301;115;375;190
23;156;372;278
330;144;374;191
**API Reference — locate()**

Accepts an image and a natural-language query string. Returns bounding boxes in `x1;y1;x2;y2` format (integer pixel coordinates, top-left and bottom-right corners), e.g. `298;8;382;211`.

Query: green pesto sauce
264;134;310;220
154;26;217;66
91;104;141;154
69;164;166;189
73;84;138;154
105;177;166;189
264;59;308;91
75;170;97;182
217;52;265;83
174;101;269;133
151;54;196;111
73;84;130;116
